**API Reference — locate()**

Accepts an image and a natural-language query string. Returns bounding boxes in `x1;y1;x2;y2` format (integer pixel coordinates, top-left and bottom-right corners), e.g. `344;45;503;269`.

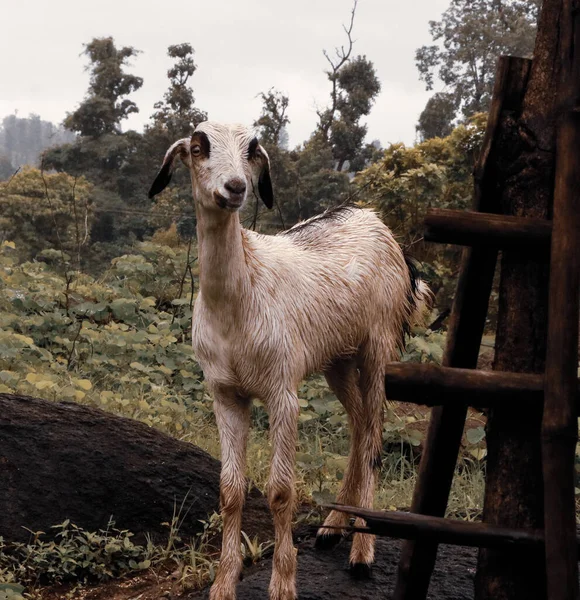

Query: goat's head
148;121;274;212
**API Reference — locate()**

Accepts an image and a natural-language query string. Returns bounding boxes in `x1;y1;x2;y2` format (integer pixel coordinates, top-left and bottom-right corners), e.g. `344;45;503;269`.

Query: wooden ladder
332;54;580;600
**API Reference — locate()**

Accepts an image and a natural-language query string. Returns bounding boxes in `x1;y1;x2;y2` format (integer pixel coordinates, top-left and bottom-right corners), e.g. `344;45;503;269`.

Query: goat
149;122;431;600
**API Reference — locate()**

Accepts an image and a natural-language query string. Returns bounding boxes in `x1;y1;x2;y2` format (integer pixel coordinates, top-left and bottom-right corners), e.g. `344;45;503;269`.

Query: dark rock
0;393;271;544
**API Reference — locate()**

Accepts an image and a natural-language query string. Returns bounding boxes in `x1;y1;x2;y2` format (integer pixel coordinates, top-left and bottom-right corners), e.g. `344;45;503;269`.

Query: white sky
0;0;450;148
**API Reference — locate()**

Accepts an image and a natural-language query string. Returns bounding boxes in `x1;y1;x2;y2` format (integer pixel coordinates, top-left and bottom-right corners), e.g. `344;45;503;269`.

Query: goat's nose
224;177;247;195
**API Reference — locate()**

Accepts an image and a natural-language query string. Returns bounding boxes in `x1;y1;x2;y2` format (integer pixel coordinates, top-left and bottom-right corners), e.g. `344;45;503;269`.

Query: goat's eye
191;145;202;156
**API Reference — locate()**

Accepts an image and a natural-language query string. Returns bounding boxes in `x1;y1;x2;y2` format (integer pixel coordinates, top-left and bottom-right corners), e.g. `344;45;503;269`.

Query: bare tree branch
318;0;358;139
6;167;21;188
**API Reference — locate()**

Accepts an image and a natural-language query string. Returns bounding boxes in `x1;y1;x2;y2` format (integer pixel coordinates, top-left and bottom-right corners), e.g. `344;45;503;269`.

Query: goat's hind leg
348;349;386;579
316;357;365;550
209;387;251;600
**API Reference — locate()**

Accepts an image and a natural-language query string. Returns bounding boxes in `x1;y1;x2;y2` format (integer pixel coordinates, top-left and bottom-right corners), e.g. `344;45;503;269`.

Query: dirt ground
45;527;476;600
186;527;476;600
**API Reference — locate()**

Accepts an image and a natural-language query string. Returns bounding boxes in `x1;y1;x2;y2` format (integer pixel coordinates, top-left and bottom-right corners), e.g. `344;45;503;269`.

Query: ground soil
43;526;476;600
188;526;476;600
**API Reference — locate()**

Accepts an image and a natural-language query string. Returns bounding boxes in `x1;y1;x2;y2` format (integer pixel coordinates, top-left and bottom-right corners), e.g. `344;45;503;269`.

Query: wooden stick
328;505;580;556
542;108;580;600
424;209;552;250
385;363;580;409
331;505;544;549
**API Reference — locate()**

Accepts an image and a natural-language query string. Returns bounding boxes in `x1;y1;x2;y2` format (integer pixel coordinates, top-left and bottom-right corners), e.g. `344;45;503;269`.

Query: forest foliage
0;0;542;469
0;0;540;459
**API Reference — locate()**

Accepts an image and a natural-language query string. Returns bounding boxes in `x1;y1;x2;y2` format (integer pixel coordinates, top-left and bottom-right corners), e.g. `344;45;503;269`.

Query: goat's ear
148;138;191;199
256;146;274;209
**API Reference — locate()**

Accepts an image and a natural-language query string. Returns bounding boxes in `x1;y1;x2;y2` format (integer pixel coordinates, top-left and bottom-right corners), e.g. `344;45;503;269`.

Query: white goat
149;122;431;600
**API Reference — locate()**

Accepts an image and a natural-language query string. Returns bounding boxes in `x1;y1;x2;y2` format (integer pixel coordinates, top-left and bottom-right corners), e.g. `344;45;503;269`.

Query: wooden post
542;109;580;600
393;56;531;600
541;2;580;598
329;505;551;549
384;362;580;409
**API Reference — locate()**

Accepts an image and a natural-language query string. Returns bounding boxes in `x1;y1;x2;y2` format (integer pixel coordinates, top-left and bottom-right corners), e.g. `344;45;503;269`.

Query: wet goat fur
148;121;432;600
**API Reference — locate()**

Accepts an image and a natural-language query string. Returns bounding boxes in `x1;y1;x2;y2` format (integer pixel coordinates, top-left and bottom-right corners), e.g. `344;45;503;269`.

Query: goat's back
238;207;415;380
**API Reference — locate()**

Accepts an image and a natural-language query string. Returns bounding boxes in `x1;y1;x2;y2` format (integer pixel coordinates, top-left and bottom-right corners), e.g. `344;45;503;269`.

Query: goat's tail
404;255;434;332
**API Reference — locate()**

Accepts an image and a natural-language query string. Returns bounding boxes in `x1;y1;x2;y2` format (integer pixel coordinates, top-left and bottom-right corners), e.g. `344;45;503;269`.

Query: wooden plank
393;55;532;600
424;209;552;250
386;363;544;406
385;363;580;409
542;110;580;600
330;505;544;549
328;505;580;556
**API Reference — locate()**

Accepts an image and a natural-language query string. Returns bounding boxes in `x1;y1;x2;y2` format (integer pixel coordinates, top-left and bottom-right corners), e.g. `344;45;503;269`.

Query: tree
416;92;456;140
354;114;487;303
64;37;143;138
248;89;295;228
249;90;350;231
0;168;94;264
0;155;15;180
254;88;290;147
416;0;540;138
151;43;207;138
316;1;381;172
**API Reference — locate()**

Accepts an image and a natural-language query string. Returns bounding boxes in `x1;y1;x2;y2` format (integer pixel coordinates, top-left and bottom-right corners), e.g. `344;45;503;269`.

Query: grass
178;399;486;520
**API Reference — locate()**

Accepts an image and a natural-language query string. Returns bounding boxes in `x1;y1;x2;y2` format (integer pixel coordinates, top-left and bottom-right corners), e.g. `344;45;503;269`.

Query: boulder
0;393;270;543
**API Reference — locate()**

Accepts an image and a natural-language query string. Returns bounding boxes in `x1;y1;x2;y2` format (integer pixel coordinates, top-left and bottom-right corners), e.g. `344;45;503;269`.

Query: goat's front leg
209;387;251;600
267;391;299;600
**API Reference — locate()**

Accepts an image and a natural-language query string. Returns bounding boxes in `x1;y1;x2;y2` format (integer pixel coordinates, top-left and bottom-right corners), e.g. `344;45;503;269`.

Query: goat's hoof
315;532;342;550
349;562;373;580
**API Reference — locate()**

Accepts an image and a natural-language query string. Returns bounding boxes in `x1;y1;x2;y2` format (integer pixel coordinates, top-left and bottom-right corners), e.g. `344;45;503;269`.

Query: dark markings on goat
279;203;357;239
371;452;383;471
191;131;211;158
248;137;259;159
400;254;423;349
258;167;274;209
148;161;174;199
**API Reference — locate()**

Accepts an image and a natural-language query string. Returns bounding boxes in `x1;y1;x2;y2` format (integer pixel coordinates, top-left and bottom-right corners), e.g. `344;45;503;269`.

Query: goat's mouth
214;191;244;211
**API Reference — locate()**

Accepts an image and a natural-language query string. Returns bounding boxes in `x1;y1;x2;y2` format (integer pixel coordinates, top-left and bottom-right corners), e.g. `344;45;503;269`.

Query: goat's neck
195;205;248;309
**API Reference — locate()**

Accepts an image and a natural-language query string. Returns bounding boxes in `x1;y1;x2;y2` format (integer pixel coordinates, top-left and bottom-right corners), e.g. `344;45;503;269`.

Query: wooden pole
424;209;552;250
542;108;580;600
540;3;580;595
393;56;531;600
541;1;580;596
474;2;575;596
384;362;580;408
330;505;547;549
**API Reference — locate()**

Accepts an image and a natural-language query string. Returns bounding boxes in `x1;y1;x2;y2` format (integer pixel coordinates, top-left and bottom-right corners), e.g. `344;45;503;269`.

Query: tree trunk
474;1;568;597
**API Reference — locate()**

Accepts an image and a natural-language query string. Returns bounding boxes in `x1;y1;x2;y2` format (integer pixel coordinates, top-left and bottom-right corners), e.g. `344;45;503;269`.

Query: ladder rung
424;208;552;250
328;504;580;554
385;363;580;409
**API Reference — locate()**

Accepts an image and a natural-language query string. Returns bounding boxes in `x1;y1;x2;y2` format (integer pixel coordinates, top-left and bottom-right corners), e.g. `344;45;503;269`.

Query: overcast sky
1;0;450;148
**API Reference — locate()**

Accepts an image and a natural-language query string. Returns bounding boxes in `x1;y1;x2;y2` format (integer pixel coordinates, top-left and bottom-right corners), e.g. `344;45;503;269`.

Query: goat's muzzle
214;190;245;211
224;177;247;195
